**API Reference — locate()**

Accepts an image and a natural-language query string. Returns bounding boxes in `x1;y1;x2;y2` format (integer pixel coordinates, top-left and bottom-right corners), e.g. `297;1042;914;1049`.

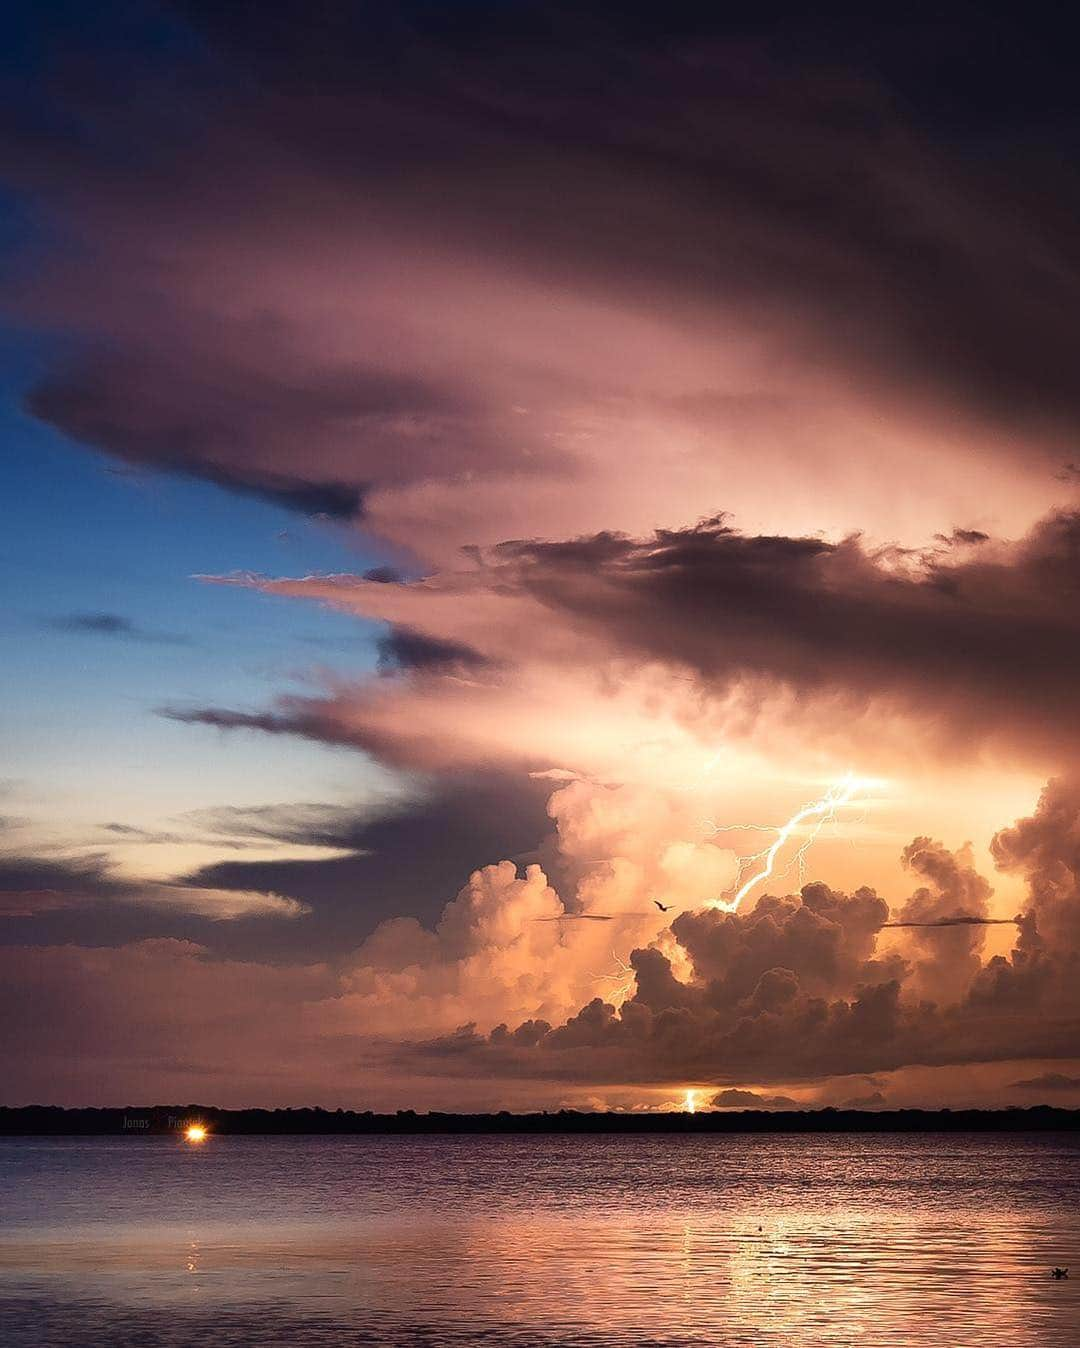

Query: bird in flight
653;899;674;913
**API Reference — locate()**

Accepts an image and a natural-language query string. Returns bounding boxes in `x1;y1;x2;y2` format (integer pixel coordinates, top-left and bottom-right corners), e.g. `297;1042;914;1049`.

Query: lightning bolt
590;773;868;1005
595;951;638;1005
706;773;863;913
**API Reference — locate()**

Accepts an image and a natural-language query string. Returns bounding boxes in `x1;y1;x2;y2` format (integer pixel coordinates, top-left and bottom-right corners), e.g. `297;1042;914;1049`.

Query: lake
1;1133;1077;1345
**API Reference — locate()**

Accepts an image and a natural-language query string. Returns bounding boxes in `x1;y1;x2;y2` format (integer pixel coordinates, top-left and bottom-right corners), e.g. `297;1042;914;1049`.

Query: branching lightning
705;773;864;913
590;773;869;1006
596;952;638;1004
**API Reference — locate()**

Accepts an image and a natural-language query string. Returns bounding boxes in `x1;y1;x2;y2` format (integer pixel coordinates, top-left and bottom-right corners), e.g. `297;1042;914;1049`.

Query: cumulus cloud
992;777;1080;949
378;774;1080;1092
897;838;994;1002
324;776;710;1037
7;773;1080;1105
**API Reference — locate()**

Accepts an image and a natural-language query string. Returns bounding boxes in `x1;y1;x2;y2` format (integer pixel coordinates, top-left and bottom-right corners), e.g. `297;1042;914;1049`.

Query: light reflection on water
1;1134;1077;1345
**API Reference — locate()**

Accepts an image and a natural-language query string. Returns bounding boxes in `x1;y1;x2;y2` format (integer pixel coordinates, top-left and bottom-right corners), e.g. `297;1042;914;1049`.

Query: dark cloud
167;0;1080;435
405;881;925;1085
3;773;553;960
1009;1072;1080;1091
0;850;304;934
159;701;372;751
26;357;459;519
30;366;366;519
376;627;490;675
175;772;556;959
159;697;471;771
884;917;1015;928
11;0;1080;1106
0;852;118;918
488;510;1080;761
163;509;1080;775
934;529;990;547
195;471;362;521
711;1088;797;1109
9;0;1080;539
840;1090;887;1109
8;778;1080;1100
48;612;190;644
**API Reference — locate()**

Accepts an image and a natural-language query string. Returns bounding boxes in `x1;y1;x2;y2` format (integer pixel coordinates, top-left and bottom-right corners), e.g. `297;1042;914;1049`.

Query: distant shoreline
2;1106;1079;1136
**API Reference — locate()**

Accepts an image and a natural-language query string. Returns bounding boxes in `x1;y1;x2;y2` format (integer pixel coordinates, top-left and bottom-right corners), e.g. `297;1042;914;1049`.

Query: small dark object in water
1051;1268;1069;1279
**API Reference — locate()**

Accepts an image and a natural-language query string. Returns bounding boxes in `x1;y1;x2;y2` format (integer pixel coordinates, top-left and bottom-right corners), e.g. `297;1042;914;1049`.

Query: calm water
1;1133;1078;1346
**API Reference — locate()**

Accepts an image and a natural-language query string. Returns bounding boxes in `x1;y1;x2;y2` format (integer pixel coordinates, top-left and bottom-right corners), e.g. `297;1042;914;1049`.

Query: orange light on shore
684;1089;698;1114
185;1124;207;1143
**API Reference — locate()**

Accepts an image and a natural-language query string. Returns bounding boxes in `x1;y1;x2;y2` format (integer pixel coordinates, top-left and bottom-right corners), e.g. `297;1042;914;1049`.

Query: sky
4;0;1080;1111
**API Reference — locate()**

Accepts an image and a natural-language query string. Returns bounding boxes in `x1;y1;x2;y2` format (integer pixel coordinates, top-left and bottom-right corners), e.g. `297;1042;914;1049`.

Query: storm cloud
8;0;1080;562
8;0;1080;1110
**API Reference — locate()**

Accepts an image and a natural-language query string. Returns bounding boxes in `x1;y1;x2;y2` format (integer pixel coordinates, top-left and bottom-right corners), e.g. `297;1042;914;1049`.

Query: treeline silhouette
1;1105;1078;1135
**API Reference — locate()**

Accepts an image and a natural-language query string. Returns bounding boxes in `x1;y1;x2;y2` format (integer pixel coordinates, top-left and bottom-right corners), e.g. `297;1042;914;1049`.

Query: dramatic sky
5;0;1080;1110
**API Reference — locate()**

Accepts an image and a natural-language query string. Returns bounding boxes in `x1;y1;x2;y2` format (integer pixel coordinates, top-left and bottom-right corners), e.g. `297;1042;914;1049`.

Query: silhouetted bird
653;899;674;913
1051;1268;1069;1279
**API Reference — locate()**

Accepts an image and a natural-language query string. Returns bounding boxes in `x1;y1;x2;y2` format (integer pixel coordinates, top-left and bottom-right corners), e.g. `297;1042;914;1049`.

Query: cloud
0;853;117;917
174;508;1080;789
9;1;1080;562
26;358;438;521
12;2;1080;1109
711;1088;797;1109
6;775;555;960
840;1090;887;1109
376;627;490;675
1009;1072;1080;1091
897;838;994;1002
6;775;1080;1105
484;510;1080;762
175;771;556;958
0;937;339;1106
0;851;307;924
992;777;1080;948
376;774;1080;1091
47;612;190;644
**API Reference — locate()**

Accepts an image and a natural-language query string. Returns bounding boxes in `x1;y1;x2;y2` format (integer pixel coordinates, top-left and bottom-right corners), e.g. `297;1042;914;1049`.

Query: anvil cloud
11;2;1080;559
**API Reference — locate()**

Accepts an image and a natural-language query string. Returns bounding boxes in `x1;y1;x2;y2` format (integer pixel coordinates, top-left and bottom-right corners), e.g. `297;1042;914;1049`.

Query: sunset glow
3;0;1080;1119
7;6;1080;1347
